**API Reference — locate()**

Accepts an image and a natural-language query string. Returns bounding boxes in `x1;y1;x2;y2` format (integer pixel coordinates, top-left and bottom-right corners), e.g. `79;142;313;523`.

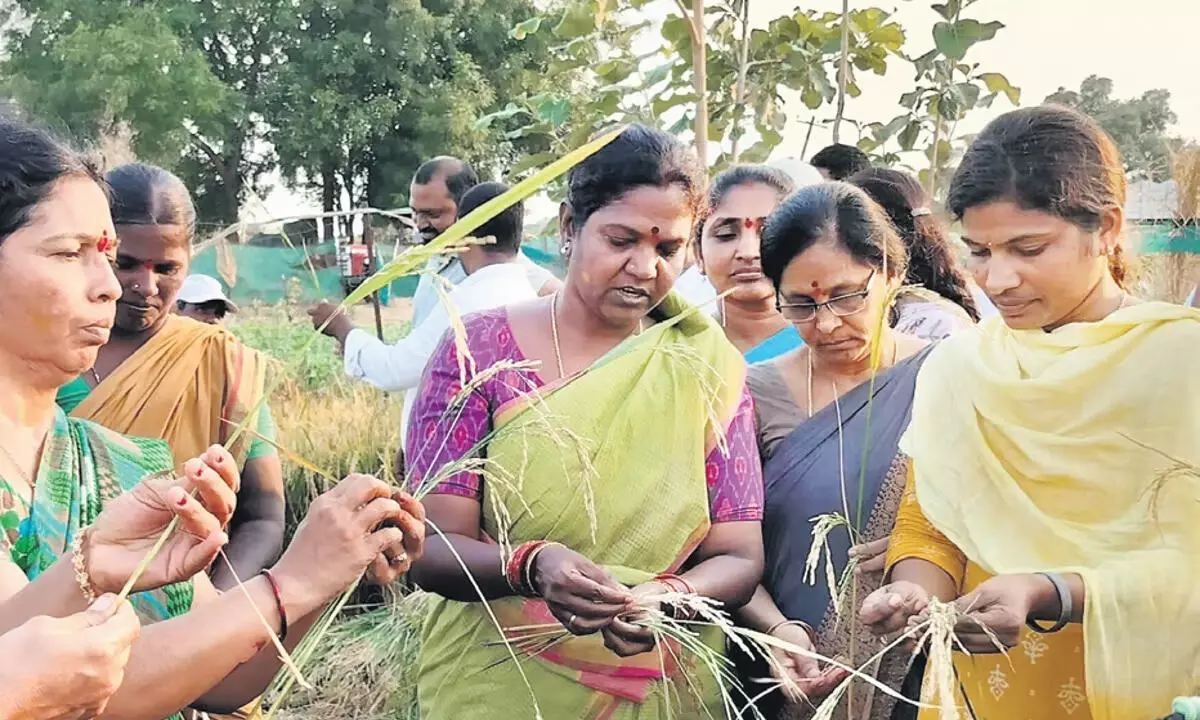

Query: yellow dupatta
416;295;746;720
899;302;1200;720
71;315;267;470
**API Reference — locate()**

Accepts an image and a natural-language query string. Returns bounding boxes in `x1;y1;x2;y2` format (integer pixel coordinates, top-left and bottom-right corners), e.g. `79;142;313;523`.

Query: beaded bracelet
71;528;96;604
260;569;288;642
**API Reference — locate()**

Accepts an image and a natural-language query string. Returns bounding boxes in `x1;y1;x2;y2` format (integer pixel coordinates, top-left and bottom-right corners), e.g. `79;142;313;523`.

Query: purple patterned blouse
406;308;764;523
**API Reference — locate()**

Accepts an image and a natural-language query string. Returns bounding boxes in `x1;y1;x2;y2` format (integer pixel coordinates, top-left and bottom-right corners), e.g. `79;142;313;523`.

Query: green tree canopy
1;0;554;229
1045;75;1178;182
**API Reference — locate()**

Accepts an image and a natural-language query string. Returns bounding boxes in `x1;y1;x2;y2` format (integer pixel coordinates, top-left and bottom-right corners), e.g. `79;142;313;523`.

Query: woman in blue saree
734;183;933;719
696;165;805;362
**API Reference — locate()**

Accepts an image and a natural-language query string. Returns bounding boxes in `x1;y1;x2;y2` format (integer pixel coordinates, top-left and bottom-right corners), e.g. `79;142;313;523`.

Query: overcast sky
755;0;1200;157
268;0;1200;220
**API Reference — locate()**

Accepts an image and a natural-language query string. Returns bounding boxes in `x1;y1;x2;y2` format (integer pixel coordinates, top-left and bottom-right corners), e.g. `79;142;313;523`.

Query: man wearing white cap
175;274;239;325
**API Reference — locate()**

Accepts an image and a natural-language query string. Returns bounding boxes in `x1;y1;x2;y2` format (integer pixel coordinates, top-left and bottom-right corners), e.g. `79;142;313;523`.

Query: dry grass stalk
261;579;362;720
1172;144;1200;222
914;599;964;720
805;513;850;613
652;342;732;458
217;548;313;690
425;518;546;720
1136;253;1200;303
275;591;428;720
496;589;948;720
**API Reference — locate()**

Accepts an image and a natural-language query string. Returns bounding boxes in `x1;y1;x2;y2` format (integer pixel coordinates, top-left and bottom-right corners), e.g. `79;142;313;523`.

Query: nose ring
132;283;141;290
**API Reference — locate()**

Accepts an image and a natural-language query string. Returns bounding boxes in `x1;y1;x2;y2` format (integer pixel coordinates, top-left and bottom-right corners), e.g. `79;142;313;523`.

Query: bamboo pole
363;217;385;341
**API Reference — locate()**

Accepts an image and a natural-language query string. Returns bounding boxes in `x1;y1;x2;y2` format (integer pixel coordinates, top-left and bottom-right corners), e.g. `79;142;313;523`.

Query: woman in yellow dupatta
859;105;1200;720
56;163;283;590
407;125;766;719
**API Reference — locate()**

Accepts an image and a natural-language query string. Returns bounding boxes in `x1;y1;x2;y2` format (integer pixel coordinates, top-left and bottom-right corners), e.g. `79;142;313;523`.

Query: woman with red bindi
696;165;804;363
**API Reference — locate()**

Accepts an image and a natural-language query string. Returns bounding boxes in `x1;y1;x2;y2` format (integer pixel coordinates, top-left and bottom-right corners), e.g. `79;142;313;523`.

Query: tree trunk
801;116;817;157
321;164;338;241
833;0;851;144
218;163;241;229
928;119;943;197
692;0;709;168
729;0;751;163
341;161;356;239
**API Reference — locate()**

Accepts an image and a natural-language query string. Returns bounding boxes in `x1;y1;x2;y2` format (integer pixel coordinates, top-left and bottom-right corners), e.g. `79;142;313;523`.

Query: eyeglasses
776;270;876;323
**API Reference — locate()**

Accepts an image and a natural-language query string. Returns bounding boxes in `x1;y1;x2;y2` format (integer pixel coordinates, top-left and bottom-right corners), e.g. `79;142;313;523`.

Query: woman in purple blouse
405;125;765;719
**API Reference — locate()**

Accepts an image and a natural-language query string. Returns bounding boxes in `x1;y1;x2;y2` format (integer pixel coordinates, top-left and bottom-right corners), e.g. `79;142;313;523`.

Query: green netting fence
191;240;563;306
192;225;1194;307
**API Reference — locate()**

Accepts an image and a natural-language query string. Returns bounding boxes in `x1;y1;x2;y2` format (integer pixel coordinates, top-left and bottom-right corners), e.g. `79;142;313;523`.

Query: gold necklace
0;442;35;488
550;292;644;379
0;443;34;557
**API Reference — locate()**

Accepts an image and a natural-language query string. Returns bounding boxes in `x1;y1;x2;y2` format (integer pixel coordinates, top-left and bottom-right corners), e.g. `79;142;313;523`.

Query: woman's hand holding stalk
530;543;631;636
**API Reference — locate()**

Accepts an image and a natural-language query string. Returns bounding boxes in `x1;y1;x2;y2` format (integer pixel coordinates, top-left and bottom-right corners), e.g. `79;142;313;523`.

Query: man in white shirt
310;182;540;442
407;156;558;326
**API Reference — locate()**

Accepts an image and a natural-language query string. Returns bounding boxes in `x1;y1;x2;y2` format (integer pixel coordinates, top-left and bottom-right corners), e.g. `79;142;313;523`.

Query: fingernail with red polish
177;494;189;507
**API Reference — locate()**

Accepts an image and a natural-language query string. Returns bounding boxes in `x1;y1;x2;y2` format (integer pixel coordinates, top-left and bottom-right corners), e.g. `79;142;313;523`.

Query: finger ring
389;552;409;566
566;614;578;631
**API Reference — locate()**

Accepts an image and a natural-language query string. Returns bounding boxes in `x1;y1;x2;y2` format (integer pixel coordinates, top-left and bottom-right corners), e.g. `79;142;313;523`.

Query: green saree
416;296;748;720
7;408;194;621
0;409;195;720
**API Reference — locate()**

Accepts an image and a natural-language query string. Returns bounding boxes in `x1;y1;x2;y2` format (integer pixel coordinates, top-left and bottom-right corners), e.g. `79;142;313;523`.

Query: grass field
228;303;425;719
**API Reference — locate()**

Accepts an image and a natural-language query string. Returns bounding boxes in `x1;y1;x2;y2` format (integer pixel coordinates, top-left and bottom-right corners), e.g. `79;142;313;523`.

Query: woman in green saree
0;116;428;718
408;125;765;719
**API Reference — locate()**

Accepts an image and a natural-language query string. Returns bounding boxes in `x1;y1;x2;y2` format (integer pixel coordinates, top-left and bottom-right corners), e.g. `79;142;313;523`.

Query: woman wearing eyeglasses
734;182;933;720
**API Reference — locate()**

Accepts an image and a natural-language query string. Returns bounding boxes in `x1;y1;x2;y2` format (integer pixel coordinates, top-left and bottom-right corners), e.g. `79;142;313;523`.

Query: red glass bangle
260;569;288;642
654;573;695;596
506;541;547;597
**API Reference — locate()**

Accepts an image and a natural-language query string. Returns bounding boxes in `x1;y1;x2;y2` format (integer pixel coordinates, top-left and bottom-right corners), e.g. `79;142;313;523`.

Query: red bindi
650;226;660;239
744;218;754;229
96;230;112;253
811;281;820;290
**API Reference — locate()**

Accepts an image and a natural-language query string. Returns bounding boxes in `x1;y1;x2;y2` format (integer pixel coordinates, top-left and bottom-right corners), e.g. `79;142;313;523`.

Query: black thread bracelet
260;569;289;642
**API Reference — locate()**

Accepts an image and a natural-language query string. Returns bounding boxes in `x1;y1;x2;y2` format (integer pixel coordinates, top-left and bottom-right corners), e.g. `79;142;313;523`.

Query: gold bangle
71;528;97;604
